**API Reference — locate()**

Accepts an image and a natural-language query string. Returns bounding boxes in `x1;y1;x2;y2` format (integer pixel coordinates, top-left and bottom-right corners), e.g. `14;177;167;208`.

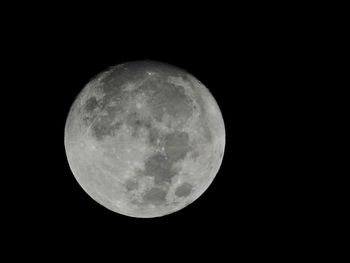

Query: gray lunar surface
64;61;225;218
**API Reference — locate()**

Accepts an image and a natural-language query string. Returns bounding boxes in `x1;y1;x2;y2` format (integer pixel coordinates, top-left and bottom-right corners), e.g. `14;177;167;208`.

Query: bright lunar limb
64;61;225;218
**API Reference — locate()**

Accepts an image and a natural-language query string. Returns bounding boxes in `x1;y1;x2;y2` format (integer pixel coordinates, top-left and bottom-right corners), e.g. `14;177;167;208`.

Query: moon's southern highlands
64;61;225;218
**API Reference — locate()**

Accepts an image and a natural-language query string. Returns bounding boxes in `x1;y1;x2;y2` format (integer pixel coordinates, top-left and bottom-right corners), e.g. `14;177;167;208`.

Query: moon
64;61;225;218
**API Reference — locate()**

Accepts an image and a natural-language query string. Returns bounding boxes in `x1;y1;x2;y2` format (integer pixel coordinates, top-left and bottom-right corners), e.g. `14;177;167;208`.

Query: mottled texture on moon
64;61;225;218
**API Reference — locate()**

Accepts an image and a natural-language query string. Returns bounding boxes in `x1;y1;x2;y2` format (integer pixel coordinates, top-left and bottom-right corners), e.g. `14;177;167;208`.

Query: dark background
4;3;320;259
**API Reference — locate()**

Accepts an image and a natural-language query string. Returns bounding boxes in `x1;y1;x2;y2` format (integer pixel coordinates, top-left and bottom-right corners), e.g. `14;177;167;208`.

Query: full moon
64;61;225;218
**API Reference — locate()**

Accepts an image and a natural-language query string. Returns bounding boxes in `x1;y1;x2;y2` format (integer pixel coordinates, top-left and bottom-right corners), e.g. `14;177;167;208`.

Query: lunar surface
64;61;225;218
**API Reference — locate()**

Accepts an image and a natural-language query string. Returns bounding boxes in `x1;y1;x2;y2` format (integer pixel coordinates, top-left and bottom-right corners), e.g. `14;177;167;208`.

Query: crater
86;100;125;141
91;121;112;140
144;78;194;123
164;131;190;162
99;63;152;98
175;182;193;198
143;153;177;185
148;127;160;146
81;96;103;126
99;68;129;97
90;115;122;140
123;178;138;191
189;149;200;160
201;121;212;143
126;111;140;126
126;111;152;138
142;187;167;205
193;91;213;143
84;97;100;113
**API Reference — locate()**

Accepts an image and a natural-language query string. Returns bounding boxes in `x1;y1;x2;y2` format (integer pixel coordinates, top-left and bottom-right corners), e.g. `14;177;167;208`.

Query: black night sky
4;3;311;259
